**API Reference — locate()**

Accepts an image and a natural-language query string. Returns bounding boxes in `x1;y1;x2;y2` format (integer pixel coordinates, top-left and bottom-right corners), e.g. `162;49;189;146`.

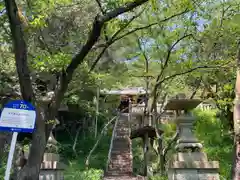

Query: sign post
0;100;36;180
5;132;18;180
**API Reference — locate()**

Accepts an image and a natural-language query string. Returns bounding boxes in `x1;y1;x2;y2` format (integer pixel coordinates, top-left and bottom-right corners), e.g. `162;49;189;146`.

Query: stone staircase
104;113;145;180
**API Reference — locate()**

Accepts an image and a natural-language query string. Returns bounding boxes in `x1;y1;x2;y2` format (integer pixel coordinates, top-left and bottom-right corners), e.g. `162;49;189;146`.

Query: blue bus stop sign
0;100;36;133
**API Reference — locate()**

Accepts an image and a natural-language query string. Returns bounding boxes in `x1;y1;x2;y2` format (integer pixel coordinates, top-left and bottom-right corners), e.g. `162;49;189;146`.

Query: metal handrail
106;112;119;171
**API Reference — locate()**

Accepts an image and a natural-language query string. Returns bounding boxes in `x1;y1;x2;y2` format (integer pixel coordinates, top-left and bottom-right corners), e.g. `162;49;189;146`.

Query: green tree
3;0;150;179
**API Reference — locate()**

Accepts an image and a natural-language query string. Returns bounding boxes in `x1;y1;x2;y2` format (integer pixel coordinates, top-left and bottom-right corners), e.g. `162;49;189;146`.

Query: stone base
168;152;220;180
168;169;220;180
39;170;64;180
41;161;66;170
43;153;60;161
40;157;66;180
104;175;146;180
169;161;219;169
172;152;208;162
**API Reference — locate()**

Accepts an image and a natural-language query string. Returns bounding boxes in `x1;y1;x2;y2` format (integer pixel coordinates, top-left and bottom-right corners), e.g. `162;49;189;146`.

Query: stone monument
165;98;220;180
39;119;66;180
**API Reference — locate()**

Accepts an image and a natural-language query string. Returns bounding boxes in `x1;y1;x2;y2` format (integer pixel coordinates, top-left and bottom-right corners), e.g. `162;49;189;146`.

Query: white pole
5;132;18;180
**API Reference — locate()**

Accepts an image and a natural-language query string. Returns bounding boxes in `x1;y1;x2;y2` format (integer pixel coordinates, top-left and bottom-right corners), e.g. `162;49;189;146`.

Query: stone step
109;165;132;170
116;127;129;131
116;127;129;130
112;144;131;150
110;158;131;163
105;171;132;177
117;121;129;125
115;128;129;133
109;161;132;166
110;151;132;156
112;137;131;144
111;148;130;152
110;156;132;161
114;135;130;139
106;113;133;178
109;154;132;159
111;145;130;151
107;164;132;170
107;166;132;172
104;176;145;180
109;160;132;165
115;129;129;132
115;133;130;137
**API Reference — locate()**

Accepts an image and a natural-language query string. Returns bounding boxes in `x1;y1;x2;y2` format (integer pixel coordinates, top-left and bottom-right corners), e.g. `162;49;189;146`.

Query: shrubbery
194;110;233;179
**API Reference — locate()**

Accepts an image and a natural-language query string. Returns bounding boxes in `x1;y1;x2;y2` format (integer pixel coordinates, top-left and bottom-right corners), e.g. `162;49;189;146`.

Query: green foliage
132;139;144;174
194;110;233;179
65;165;103;180
57;130;110;180
149;176;168;180
29;15;47;28
32;52;71;72
0;157;7;180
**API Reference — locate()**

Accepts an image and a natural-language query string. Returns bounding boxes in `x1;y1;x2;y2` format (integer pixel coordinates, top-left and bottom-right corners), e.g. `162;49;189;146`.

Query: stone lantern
39;119;66;180
165;98;220;180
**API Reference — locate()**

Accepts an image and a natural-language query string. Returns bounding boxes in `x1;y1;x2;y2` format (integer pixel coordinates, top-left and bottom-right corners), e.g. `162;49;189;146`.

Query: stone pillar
165;99;220;180
175;112;203;152
40;119;65;180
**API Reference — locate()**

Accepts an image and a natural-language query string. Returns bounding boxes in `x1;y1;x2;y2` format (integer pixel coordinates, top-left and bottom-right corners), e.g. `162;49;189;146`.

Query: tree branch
72;124;81;157
88;8;189;72
115;8;189;40
95;0;105;14
137;36;150;113
137;37;149;70
89;10;144;72
0;8;6;14
155;34;192;83
156;65;216;86
65;0;149;80
93;8;189;49
162;131;179;163
100;0;148;22
190;77;202;99
237;40;240;66
54;0;149;108
149;33;192;112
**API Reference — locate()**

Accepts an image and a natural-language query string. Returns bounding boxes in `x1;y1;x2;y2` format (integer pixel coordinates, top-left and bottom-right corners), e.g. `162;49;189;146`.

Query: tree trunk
17;108;47;180
4;1;48;179
0;132;11;157
158;137;164;175
0;99;12;160
232;42;240;179
143;133;149;176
